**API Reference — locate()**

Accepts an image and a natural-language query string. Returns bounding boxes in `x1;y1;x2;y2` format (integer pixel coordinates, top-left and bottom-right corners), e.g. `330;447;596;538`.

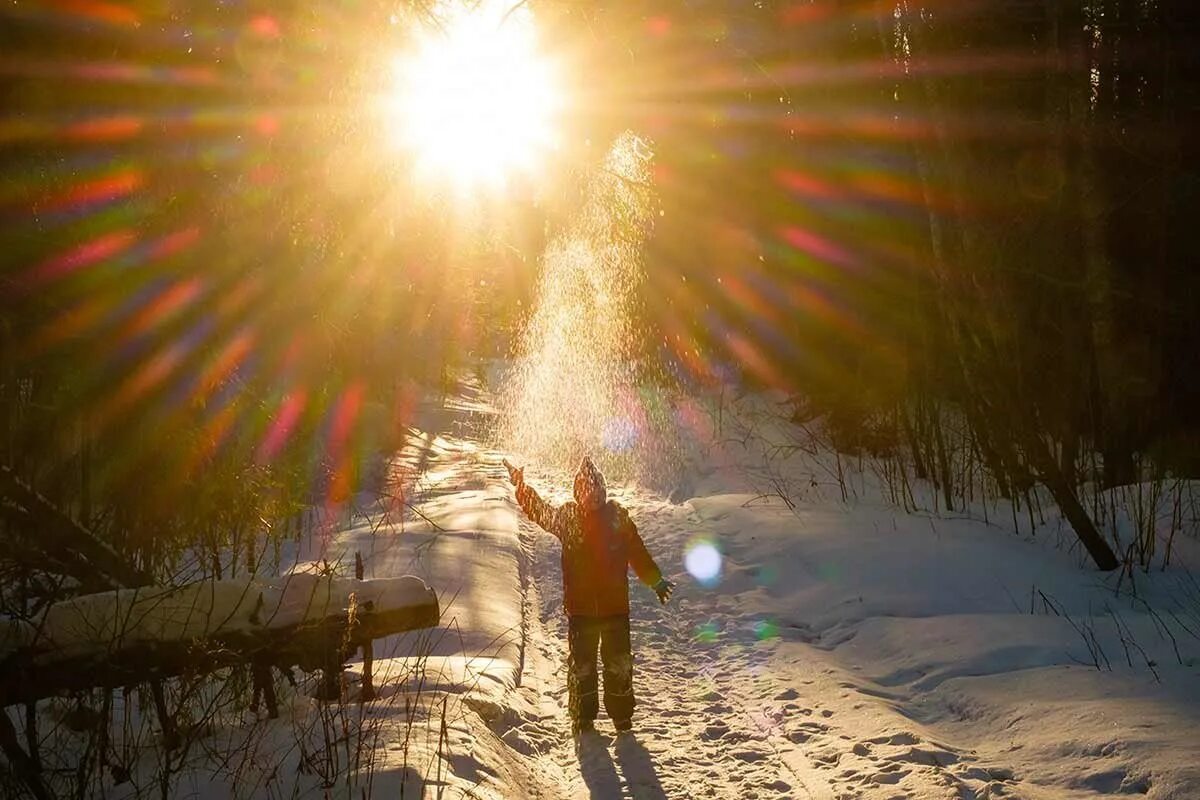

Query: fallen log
0;573;439;707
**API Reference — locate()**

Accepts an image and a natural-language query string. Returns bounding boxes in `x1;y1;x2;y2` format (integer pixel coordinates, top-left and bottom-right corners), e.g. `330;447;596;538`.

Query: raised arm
505;460;565;539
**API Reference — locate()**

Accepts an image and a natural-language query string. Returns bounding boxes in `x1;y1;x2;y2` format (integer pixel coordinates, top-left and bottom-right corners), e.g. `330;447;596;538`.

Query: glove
653;578;675;605
502;458;523;488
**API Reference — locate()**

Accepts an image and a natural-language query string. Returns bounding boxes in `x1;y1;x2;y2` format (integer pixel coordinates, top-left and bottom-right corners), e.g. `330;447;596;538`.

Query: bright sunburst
388;2;562;189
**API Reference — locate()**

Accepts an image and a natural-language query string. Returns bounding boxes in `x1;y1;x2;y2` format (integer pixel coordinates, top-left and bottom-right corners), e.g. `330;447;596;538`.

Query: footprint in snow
812;747;842;766
886;745;960;767
956;764;1017;783
868;768;910;785
868;732;921;746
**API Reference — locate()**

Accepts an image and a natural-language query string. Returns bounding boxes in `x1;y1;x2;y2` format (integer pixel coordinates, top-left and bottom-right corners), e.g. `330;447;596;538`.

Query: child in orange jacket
504;456;673;735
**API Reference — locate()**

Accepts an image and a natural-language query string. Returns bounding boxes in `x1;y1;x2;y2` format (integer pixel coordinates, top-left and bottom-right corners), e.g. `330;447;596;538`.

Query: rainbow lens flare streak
2;2;430;523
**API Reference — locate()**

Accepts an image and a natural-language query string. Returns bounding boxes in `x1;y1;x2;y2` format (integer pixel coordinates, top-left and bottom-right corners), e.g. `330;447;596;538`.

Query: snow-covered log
0;574;438;706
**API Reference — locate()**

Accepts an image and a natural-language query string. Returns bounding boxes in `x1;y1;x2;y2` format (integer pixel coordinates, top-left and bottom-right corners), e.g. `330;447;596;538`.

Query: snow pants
567;614;634;726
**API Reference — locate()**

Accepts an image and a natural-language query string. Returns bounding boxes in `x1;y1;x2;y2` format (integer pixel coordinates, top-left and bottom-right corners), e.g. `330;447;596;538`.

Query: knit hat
573;456;607;511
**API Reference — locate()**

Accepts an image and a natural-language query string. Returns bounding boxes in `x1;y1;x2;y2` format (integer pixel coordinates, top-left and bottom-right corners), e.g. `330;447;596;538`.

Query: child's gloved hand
502;459;524;487
653;578;675;605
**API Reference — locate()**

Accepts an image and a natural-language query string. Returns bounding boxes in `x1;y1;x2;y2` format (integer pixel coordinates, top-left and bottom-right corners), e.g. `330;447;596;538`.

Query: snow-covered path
299;385;1200;800
513;488;1020;800
505;470;1200;800
516;499;814;800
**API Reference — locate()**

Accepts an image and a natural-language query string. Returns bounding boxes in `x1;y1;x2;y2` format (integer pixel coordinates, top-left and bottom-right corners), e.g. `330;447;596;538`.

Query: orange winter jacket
515;481;663;618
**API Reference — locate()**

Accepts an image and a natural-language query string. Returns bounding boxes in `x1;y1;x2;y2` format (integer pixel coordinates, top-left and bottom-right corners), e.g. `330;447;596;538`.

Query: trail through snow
517;496;826;800
283;381;1199;800
511;484;1026;800
507;474;1200;800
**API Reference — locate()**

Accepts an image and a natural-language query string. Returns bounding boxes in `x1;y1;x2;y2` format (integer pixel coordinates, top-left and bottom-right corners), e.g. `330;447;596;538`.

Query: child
504;457;674;736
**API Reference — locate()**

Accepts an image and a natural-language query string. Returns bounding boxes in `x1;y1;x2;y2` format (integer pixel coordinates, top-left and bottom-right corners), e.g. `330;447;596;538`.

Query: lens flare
753;563;779;587
694;621;720;642
753;619;780;641
601;416;638;453
685;538;722;586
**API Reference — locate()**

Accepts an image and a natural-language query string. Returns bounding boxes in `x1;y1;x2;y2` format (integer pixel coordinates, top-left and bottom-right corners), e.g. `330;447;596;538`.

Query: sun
387;2;562;190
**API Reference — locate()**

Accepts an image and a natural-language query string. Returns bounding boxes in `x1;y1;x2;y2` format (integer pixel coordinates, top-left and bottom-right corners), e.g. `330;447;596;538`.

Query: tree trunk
0;466;153;591
1025;435;1120;570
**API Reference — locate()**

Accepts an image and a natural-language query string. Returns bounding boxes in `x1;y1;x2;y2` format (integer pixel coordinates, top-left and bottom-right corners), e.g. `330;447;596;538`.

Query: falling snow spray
497;132;681;487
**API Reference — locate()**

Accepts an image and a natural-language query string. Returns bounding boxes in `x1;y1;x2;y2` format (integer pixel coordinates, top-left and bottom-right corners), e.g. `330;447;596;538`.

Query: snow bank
289;425;525;672
632;425;1200;798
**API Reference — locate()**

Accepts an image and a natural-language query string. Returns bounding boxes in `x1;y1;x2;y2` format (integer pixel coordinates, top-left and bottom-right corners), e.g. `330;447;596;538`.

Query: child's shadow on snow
615;735;668;800
578;736;622;798
578;734;667;800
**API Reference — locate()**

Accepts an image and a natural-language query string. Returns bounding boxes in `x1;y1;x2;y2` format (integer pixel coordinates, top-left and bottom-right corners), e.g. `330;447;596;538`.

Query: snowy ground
338;382;1200;799
72;381;1197;799
312;378;1199;800
494;469;1200;800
